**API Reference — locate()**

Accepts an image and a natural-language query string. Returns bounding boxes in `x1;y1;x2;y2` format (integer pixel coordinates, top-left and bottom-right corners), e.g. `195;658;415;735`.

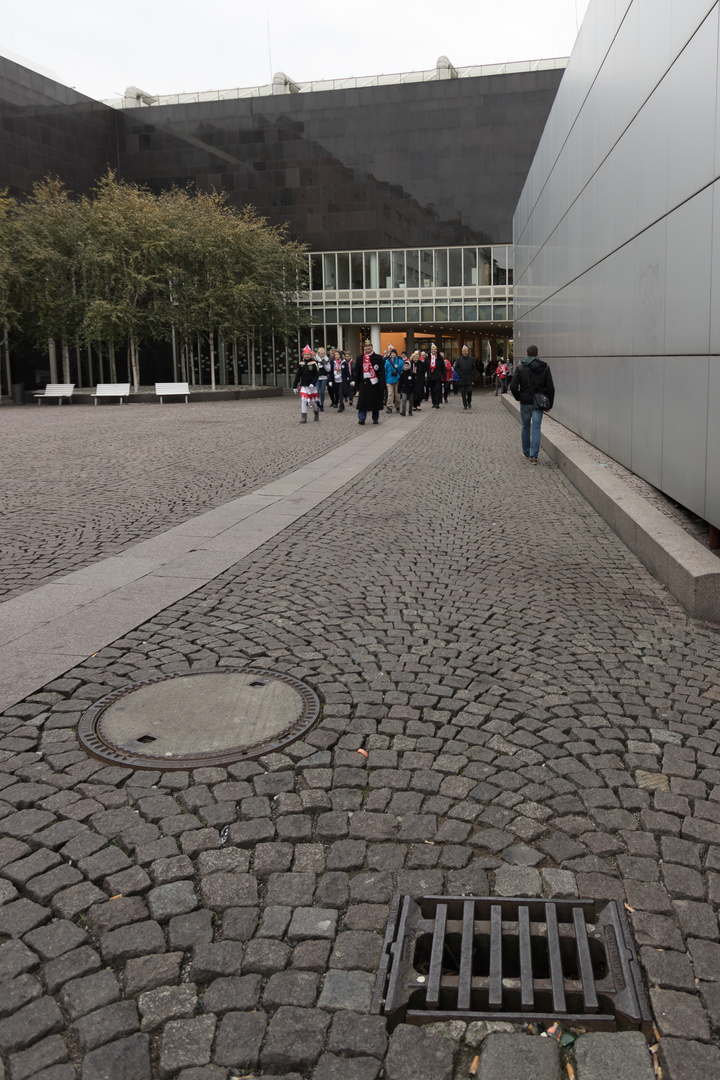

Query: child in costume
293;345;321;422
398;357;416;416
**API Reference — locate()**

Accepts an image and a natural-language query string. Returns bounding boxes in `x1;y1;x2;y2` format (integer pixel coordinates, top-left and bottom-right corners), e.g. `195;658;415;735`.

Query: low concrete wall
501;396;720;624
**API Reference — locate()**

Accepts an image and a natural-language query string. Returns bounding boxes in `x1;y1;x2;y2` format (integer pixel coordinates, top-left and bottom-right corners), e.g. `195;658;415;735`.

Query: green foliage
1;171;307;387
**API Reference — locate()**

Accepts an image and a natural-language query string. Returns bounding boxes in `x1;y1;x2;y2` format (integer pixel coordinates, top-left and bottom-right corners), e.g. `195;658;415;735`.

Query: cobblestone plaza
1;392;719;1079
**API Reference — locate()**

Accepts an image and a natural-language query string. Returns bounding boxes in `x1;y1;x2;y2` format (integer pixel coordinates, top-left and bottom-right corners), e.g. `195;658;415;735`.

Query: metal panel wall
513;0;720;527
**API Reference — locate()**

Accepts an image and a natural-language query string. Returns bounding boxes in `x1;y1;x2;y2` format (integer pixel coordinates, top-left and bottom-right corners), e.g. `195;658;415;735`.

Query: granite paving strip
0;397;374;603
0;414;429;714
0;391;718;1080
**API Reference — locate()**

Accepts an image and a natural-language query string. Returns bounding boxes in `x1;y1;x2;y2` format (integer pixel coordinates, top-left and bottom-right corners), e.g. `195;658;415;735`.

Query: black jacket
398;368;416;393
510;357;555;409
426;353;445;382
293;361;320;389
453;355;476;387
353;351;385;410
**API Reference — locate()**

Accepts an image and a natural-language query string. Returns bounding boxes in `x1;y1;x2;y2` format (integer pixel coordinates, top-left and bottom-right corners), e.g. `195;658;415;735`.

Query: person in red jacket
495;353;509;396
443;356;453;402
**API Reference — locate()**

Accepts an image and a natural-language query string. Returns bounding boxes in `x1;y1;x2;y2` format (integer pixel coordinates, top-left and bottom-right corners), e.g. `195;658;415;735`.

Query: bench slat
35;384;75;405
155;382;190;404
92;384;130;403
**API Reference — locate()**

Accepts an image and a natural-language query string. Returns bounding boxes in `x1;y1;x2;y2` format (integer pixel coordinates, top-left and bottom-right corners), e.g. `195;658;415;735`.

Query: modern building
0;52;566;387
514;0;719;531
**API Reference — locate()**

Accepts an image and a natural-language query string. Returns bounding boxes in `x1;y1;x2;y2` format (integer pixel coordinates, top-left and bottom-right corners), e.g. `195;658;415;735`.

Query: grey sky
3;0;591;101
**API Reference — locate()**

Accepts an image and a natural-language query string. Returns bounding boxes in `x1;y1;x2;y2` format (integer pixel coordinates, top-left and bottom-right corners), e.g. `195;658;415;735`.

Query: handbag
533;391;550;410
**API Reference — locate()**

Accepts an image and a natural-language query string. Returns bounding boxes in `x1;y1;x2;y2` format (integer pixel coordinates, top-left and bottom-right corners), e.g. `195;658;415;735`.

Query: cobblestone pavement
0;399;359;602
1;392;720;1079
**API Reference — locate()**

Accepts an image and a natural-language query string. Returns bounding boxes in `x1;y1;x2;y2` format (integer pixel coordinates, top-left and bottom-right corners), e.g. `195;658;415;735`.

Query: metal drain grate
371;895;652;1037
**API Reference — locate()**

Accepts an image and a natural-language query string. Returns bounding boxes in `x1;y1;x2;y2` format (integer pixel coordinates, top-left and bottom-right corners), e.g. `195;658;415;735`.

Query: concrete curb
501;395;720;624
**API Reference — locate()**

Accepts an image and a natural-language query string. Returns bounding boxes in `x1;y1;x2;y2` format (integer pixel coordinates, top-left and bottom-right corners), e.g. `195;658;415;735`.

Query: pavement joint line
501;394;720;625
0;411;430;713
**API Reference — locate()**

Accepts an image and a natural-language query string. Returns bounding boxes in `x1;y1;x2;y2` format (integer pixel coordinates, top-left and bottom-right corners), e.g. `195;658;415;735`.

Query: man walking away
509;345;555;463
454;346;476;410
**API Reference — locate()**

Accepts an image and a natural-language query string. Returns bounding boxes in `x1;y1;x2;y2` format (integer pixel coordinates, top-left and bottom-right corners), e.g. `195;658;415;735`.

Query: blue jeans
520;403;543;458
357;410;379;423
317;377;328;407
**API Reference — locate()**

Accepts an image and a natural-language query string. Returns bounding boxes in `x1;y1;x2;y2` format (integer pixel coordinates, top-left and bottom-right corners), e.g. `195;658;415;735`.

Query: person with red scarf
353;341;385;424
426;344;446;409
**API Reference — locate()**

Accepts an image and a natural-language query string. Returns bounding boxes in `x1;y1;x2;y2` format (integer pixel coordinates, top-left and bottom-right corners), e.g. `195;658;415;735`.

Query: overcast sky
2;0;591;101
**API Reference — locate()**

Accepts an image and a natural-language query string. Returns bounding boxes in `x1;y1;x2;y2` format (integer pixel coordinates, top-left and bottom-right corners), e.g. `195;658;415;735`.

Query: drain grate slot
372;895;652;1038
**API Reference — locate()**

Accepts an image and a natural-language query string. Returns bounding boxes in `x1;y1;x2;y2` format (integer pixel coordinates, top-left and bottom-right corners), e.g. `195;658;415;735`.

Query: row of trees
0;173;307;392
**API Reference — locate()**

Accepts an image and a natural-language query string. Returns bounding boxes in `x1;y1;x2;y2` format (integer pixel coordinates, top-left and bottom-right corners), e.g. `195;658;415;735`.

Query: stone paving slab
0;390;718;1078
0;399;367;604
0;410;429;714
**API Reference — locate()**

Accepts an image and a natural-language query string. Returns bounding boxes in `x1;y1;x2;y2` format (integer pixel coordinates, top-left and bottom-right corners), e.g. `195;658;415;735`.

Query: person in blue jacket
385;347;404;414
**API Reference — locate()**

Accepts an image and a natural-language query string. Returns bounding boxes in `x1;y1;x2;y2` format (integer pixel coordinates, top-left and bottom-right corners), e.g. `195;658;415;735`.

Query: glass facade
289;242;514;372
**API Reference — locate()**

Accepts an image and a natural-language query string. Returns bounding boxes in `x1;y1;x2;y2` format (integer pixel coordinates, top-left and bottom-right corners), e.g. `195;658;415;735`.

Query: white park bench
34;383;75;405
92;383;131;404
155;382;190;404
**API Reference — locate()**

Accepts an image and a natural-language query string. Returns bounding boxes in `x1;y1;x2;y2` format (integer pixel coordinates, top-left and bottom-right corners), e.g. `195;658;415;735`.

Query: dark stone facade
0;56;119;197
0;57;563;249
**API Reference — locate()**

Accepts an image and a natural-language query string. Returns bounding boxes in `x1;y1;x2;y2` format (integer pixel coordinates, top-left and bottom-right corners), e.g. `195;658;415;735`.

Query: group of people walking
292;339;555;463
292;341;481;424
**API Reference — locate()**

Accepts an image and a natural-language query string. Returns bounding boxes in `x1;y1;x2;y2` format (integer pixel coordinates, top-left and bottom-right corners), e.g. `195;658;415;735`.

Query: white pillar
370;325;381;353
337;324;344;351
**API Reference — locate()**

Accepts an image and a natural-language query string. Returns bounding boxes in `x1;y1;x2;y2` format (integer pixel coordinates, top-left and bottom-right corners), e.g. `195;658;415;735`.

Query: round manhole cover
77;668;320;770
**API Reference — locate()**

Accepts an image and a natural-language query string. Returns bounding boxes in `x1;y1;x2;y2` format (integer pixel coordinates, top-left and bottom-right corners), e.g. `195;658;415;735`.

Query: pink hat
302;345;314;355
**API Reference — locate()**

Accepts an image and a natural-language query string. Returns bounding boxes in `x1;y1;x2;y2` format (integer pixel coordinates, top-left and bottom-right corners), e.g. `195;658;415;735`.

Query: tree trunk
98;346;105;383
75;344;82;387
3;324;11;400
61;341;71;383
232;337;239;385
218;333;226;385
209;327;216;390
171;322;178;381
87;343;93;388
109;342;117;383
129;336;140;392
48;339;58;383
197;337;203;387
